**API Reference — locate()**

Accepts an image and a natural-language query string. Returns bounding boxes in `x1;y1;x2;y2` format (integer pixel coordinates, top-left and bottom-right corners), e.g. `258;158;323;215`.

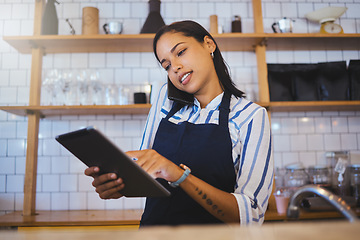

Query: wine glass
61;69;79;105
76;69;90;105
89;70;103;105
104;84;118;105
42;69;60;105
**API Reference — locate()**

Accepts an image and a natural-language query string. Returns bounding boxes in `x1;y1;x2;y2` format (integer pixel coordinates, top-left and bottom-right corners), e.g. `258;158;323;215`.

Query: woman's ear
203;35;216;54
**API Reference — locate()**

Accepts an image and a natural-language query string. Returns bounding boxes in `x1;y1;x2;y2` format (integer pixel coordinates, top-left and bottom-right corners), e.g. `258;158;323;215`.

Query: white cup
103;22;123;34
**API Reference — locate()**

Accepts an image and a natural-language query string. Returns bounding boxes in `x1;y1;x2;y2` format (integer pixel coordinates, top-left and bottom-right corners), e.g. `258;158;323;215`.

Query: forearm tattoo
195;187;225;217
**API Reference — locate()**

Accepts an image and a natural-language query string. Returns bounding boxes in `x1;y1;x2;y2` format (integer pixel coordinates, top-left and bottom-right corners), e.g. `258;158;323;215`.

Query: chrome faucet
287;185;359;223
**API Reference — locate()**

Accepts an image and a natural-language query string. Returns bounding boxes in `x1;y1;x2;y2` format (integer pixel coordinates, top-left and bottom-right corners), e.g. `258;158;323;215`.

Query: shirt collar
193;92;224;110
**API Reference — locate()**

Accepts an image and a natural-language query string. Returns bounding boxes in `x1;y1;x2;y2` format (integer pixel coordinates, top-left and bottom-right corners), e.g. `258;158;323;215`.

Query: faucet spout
286;185;359;223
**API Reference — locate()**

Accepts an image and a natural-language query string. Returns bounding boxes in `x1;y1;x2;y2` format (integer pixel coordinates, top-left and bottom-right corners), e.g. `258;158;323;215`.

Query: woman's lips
180;71;192;85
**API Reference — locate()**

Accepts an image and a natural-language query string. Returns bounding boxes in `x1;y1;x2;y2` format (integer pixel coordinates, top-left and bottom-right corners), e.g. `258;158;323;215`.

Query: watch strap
170;167;191;188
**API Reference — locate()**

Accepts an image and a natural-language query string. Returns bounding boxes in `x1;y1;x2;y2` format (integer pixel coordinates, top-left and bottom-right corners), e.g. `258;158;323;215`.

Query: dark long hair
153;20;244;99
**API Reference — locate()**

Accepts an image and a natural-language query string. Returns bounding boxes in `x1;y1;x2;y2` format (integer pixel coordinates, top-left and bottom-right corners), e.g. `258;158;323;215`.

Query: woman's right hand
84;166;125;199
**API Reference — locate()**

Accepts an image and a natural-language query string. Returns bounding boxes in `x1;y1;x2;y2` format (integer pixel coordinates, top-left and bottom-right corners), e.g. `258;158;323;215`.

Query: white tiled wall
271;112;360;169
0;0;359;215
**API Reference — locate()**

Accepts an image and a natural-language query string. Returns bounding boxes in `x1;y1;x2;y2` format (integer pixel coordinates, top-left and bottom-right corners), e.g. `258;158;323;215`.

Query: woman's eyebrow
171;42;185;53
160;42;185;65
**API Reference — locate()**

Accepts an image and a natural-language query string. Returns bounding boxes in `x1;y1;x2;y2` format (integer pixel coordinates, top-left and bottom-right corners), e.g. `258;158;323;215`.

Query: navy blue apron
140;92;236;226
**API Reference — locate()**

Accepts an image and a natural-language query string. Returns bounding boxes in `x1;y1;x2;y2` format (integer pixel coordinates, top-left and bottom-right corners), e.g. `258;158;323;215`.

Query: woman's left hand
126;149;183;182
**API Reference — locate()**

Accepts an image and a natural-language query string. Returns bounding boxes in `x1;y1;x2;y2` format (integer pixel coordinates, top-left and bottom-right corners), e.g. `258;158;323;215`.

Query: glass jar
284;164;310;194
326;151;350;196
274;167;286;189
308;165;331;190
349;164;360;207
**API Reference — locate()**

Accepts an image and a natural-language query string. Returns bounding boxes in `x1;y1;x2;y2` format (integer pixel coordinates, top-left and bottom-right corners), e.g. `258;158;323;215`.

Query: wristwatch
169;164;191;188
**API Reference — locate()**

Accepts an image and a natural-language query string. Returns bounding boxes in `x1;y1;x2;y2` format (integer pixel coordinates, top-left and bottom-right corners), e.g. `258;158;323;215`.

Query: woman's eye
177;48;186;56
162;48;186;71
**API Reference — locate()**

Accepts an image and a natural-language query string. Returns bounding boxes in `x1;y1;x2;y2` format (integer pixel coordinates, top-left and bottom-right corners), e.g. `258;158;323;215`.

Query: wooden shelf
264;33;360;51
0;104;151;117
266;101;360;112
3;34;155;54
2;33;263;54
1;101;359;118
4;33;360;54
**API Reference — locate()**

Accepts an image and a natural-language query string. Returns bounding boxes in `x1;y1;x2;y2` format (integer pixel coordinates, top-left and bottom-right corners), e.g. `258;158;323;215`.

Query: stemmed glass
42;69;60;105
61;70;79;105
76;69;90;105
89;70;103;105
118;85;130;105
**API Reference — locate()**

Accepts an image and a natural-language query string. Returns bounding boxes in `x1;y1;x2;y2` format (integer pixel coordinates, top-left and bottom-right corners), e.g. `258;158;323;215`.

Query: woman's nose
171;60;182;72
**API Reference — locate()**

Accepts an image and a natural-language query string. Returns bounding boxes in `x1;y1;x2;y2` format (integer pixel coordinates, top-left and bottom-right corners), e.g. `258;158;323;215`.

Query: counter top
1;221;359;240
1;209;359;227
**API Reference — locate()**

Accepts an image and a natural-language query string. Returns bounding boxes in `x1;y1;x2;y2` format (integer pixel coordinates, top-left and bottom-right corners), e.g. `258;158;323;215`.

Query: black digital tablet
55;126;171;198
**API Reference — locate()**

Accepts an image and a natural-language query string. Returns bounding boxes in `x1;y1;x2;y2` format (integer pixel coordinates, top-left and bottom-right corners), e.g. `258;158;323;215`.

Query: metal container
272;17;295;33
349;164;360;207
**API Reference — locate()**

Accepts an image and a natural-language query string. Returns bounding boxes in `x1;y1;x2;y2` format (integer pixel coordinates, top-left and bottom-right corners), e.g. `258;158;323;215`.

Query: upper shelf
263;33;360;51
3;33;360;54
2;33;260;53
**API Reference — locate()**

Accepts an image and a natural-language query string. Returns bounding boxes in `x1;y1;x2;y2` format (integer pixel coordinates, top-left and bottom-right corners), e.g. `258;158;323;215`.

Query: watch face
323;22;343;33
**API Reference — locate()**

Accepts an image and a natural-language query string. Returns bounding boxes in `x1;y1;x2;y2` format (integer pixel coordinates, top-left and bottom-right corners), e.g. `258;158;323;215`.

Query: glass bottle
326;151;350;196
231;15;242;33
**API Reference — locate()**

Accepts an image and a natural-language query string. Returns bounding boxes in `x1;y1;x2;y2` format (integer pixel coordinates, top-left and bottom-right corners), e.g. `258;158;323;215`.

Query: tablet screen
55;126;171;198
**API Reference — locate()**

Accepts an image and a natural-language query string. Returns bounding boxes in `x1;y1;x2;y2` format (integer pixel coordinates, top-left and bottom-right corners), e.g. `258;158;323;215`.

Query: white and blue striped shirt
140;83;274;225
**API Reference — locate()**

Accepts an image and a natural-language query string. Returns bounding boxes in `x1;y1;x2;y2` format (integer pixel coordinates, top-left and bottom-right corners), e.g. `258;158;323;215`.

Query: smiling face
156;32;223;107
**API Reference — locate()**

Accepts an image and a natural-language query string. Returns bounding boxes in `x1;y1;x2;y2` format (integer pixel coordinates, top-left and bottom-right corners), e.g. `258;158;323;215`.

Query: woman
85;20;273;226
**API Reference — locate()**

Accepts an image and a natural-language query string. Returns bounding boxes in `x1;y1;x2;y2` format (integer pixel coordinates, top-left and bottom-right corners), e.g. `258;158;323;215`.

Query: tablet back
56;127;170;198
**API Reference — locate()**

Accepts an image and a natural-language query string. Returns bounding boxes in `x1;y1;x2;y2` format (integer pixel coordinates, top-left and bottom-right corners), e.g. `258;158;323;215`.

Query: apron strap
218;92;231;127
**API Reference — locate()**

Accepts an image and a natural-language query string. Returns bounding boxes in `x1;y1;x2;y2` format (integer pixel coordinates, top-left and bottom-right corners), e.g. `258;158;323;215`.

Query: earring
211;52;214;59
